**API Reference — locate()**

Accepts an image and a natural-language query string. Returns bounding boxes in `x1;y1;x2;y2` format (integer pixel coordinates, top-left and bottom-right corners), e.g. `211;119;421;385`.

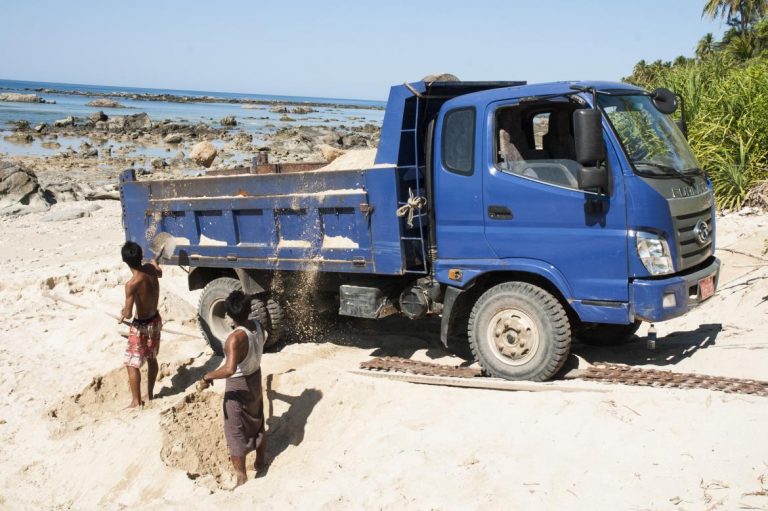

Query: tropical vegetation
624;1;768;210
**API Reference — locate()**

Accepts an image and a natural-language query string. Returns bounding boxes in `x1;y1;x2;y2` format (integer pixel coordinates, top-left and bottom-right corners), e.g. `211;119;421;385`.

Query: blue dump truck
120;79;719;381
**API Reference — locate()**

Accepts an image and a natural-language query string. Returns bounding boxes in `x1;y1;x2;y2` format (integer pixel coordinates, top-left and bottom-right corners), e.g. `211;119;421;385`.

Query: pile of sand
160;391;234;488
318;148;382;171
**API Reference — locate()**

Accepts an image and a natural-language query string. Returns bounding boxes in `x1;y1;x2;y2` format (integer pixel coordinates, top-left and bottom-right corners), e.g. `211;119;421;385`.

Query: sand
1;202;768;510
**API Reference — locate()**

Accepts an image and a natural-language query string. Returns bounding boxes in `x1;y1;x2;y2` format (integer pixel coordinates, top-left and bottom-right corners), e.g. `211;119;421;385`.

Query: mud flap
440;285;466;347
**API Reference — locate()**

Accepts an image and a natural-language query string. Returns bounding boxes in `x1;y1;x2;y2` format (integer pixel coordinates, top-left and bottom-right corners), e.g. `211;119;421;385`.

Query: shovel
150;232;178;261
44;291;199;339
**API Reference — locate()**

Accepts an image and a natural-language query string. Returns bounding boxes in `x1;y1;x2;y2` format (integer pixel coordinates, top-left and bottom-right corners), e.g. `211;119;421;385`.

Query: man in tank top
199;290;267;487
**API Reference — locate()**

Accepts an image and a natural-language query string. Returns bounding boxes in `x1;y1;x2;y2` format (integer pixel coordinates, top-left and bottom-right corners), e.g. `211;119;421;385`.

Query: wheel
468;282;571;381
198;277;240;356
265;298;283;348
197;277;278;356
577;321;641;346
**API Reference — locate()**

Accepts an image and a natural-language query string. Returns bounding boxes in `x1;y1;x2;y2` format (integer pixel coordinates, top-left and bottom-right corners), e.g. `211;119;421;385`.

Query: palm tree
702;0;768;34
724;33;758;59
696;33;717;58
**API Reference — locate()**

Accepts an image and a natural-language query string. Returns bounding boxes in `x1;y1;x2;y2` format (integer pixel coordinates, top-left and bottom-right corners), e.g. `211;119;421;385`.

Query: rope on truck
396;188;428;228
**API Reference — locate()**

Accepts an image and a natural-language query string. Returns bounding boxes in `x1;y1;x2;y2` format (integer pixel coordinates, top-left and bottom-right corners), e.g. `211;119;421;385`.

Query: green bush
627;54;768;209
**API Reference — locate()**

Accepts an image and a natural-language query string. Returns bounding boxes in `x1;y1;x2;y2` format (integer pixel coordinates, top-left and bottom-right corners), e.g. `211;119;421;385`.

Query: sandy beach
1;187;767;509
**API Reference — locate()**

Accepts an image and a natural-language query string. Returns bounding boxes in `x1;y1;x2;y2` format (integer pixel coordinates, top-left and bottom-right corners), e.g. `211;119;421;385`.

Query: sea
0;78;386;160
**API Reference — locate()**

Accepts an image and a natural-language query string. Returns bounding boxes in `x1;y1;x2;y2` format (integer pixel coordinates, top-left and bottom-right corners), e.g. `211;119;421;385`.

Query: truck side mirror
651;87;678;114
573;109;606;165
578;166;609;194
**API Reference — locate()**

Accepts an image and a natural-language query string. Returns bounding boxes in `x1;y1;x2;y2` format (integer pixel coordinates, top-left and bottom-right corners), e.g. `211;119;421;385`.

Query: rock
94;121;107;130
189;141;217;168
107;112;151;132
270;106;289;114
220;116;237;126
175;151;185;160
280;115;296;122
0;93;44;103
85;98;125;108
136;167;152;176
41;141;61;150
291;106;316;114
318;144;345;163
232;132;253;149
83;184;120;201
422;72;460;82
87;110;108;123
151;158;167;169
3;133;33;144
42;203;102;222
14;120;30;131
163;133;183;144
53;116;75;128
0;161;53;215
34;123;48;133
41;180;80;202
342;134;369;149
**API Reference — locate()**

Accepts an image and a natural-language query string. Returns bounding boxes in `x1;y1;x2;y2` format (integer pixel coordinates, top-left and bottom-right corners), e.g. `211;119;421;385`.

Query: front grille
673;205;713;270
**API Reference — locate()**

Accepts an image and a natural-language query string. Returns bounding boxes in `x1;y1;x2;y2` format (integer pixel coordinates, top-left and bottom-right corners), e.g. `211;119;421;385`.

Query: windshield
598;94;700;176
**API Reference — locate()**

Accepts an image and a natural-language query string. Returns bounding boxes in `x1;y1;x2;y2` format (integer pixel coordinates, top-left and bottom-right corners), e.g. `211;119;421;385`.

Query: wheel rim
207;297;234;341
485;308;540;366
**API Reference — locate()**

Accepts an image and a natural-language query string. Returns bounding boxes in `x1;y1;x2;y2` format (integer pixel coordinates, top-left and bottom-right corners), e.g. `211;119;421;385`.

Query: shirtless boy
119;241;163;408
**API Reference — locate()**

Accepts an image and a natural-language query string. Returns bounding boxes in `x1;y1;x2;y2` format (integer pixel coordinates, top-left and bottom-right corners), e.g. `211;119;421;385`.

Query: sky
1;0;727;101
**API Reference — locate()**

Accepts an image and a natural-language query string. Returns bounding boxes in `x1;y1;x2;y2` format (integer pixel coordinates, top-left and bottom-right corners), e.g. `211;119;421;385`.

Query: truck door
433;107;495;259
483;99;629;303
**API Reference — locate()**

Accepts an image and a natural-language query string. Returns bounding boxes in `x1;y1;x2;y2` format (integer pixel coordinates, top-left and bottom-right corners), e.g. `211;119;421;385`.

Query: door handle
488;205;513;220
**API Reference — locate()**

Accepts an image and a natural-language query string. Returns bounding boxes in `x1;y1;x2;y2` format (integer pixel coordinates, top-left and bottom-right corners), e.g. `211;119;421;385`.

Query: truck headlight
636;232;674;276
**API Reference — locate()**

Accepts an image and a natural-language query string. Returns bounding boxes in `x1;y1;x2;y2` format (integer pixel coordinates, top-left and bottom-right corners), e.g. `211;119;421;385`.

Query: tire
198;277;240;356
265;298;283;348
197;276;278;356
468;282;571;381
577;321;641;346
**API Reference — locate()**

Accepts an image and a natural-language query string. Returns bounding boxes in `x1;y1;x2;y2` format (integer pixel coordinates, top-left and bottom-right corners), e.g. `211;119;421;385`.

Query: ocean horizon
0;78;387;108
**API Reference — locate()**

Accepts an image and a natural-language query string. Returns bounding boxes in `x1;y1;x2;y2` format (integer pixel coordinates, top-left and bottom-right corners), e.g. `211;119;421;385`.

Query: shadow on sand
572;323;723;367
155;354;222;399
274;315;471;362
261;372;323;473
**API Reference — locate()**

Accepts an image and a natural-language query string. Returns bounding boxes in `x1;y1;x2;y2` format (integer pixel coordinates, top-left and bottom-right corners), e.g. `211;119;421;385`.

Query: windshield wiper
683;167;707;177
634;161;695;185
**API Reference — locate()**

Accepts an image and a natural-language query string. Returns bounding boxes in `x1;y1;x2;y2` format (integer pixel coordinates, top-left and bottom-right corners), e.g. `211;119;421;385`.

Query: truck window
442;108;475;175
533;113;550;150
495;103;582;190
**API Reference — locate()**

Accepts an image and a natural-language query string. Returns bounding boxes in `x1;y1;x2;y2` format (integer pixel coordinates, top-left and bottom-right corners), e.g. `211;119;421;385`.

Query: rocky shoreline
0;106;381;217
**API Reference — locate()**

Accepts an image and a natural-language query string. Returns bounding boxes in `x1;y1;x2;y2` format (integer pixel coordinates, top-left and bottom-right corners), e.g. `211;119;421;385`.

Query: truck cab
378;80;718;379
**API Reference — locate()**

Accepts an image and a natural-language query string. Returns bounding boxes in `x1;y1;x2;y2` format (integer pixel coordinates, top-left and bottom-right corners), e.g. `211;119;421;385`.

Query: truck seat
542;112;577;160
499;129;524;165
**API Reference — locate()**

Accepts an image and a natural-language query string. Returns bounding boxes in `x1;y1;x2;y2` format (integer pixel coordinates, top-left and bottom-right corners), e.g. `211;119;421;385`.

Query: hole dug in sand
160;391;245;490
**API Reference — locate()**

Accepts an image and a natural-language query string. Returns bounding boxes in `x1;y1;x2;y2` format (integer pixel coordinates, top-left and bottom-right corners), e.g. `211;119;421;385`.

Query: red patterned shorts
124;313;162;368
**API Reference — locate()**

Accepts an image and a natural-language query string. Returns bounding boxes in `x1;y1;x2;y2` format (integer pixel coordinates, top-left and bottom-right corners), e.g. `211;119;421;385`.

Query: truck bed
119;165;427;275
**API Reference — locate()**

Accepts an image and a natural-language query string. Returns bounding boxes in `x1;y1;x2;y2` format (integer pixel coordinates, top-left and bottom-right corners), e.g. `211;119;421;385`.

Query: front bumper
630;256;720;322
